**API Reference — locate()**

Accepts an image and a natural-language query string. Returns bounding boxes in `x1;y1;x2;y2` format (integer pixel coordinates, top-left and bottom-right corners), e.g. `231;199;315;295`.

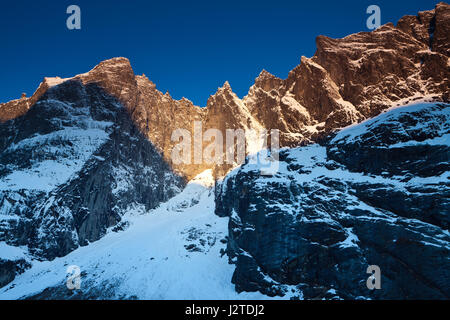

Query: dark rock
216;102;450;299
0;80;185;263
0;259;31;288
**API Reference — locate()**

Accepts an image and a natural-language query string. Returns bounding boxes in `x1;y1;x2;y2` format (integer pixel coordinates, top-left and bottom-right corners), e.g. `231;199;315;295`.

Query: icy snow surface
0;170;272;300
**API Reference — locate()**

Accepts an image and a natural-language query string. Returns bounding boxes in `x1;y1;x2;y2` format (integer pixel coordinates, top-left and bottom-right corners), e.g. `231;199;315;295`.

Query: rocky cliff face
245;2;449;146
215;102;450;299
1;3;448;180
126;1;450;178
0;79;184;286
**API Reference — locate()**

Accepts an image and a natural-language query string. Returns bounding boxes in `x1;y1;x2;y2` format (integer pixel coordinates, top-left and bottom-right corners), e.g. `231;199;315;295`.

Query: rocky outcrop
0;258;30;289
0;79;53;122
243;2;449;145
215;102;450;299
397;2;450;56
131;75;207;180
327;103;450;178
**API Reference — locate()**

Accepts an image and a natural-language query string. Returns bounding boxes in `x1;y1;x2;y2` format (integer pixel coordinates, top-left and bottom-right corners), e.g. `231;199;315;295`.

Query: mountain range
0;2;449;299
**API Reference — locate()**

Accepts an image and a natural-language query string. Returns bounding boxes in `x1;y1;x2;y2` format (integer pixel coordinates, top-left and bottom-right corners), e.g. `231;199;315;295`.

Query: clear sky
0;0;441;107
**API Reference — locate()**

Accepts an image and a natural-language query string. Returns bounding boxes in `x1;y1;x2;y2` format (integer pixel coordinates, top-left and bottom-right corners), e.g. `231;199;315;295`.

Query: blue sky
0;0;440;106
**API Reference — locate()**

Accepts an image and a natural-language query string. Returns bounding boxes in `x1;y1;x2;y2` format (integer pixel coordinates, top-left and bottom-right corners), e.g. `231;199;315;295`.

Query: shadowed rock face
0;258;30;288
0;80;184;267
215;102;450;300
1;3;448;180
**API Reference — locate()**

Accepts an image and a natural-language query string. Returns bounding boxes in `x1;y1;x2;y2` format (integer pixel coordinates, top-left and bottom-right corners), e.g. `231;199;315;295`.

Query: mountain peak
221;80;231;90
257;69;273;79
70;57;138;111
88;57;132;74
77;57;135;81
209;81;233;98
253;68;282;92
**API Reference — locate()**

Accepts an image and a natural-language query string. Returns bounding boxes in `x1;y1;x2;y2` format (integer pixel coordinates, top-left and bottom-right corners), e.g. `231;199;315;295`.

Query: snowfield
0;170;270;300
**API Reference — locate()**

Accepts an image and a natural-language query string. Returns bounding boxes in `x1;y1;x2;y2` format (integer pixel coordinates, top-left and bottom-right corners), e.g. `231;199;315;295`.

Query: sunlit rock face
1;4;448;180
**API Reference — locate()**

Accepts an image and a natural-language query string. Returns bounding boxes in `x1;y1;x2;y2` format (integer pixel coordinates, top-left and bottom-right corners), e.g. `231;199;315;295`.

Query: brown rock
1;3;448;180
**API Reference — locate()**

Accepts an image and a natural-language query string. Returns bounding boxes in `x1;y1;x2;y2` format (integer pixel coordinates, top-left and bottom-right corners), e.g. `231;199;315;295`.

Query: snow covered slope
0;170;271;300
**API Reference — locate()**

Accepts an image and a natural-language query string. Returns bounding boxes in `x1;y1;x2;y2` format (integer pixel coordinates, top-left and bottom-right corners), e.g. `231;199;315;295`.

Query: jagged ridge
1;3;448;180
